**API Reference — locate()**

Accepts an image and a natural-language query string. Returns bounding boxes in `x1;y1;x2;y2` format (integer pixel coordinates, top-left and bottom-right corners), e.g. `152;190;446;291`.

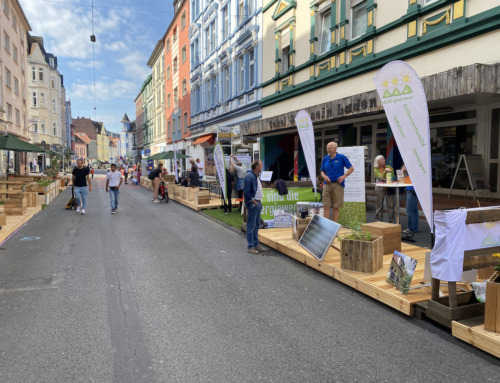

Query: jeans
375;187;395;223
246;202;262;249
74;186;88;210
109;188;119;210
406;190;419;232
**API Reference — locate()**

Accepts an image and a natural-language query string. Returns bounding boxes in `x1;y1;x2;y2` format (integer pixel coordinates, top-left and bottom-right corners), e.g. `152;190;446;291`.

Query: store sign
214;142;227;203
295;110;317;195
243;135;258;143
374;60;433;231
217;127;232;146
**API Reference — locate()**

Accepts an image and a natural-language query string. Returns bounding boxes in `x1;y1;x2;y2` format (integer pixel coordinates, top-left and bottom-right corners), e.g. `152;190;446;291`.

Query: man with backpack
148;163;164;203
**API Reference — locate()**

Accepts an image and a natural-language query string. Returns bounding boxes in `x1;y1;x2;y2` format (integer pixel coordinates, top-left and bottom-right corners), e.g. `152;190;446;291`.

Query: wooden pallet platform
452;317;500;359
172;194;238;211
258;228;461;316
0;206;42;244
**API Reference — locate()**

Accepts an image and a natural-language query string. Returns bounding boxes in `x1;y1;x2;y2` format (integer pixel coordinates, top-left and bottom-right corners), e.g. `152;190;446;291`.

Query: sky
20;0;175;133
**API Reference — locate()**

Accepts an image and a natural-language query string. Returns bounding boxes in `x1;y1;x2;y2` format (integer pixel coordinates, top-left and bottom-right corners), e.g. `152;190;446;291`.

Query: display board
260;187;317;221
448;154;491;199
299;214;341;261
337;146;366;225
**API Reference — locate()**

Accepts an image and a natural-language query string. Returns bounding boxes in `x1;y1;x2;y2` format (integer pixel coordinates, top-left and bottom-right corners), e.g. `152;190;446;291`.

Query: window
423;0;439;4
52;99;56;113
205;20;216;56
14;77;19;94
183;112;188;133
173;87;178;106
181;11;186;30
351;0;367;39
223;66;230;100
211;76;218;106
173;57;178;72
40;92;45;107
3;0;9;15
166;38;170;53
38;68;44;81
32;123;38;133
167;121;171;138
6;103;12;122
49;57;54;67
191;0;200;19
318;8;331;54
13;45;18;63
15;109;20;126
181;45;187;63
248;0;254;16
4;32;10;53
281;31;290;73
249;50;255;87
53;122;57;136
32;67;36;81
182;78;187;97
222;6;229;40
12;13;17;29
173;27;178;42
239;0;245;24
32;92;37;107
178;116;181;132
166;65;171;79
238;56;244;93
191;38;200;67
5;68;11;88
41;120;45;133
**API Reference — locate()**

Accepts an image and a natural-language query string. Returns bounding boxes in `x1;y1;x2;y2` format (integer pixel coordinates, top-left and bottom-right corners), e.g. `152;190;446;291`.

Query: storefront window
431;124;477;188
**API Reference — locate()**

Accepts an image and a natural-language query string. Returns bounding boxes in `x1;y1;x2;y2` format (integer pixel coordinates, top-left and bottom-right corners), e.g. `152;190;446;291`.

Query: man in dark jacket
243;160;267;254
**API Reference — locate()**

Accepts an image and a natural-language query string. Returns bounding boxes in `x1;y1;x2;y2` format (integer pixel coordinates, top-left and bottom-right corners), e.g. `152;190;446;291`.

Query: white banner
214;142;227;203
337;146;365;203
173;141;178;183
374;60;433;231
294;110;317;195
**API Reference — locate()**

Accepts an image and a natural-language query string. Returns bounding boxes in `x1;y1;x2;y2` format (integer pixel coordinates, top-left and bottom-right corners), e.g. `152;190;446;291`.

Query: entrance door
487;105;500;196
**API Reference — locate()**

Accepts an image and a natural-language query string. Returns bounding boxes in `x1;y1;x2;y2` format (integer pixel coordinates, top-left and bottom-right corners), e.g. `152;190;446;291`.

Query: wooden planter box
485;281;500;333
28;184;50;193
0;212;6;226
426;291;485;329
4;197;27;215
361;222;401;254
183;187;196;201
25;192;38;207
195;189;210;205
340;236;384;274
292;216;312;241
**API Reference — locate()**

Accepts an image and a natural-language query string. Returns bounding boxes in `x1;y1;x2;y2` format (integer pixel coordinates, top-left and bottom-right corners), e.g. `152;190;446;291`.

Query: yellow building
96;122;110;162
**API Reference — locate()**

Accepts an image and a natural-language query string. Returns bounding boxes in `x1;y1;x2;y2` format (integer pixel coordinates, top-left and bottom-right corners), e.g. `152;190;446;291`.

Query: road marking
20;236;40;241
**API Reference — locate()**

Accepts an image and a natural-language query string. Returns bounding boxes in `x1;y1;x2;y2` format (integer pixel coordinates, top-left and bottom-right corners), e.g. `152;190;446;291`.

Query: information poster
261;187;317;221
224;154;251;171
337;146;366;226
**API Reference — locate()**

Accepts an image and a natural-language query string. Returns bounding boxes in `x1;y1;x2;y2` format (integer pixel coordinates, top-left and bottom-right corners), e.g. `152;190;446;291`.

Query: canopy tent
0;134;50;153
146;151;191;161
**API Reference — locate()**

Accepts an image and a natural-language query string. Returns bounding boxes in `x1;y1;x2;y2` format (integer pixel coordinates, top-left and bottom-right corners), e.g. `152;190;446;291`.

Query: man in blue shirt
320;142;354;222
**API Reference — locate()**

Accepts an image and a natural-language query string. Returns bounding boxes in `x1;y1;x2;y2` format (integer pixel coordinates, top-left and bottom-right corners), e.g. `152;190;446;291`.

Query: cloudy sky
20;0;174;133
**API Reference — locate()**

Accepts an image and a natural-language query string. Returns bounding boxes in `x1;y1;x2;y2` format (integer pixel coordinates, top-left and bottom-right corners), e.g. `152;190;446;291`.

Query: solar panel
298;214;342;261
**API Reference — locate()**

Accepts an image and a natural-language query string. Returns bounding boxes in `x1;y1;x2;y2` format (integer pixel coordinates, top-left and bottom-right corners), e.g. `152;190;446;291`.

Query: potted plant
340;223;384;274
485;253;500;332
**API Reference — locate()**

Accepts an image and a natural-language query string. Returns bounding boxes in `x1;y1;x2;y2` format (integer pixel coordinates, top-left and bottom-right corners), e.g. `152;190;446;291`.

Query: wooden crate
292;216;312;241
361;222;401;254
25;192;38;207
426;292;485;329
340;236;384;274
183;187;196;201
195;189;210;205
3;197;27;215
485;281;500;333
163;174;175;184
0;213;6;226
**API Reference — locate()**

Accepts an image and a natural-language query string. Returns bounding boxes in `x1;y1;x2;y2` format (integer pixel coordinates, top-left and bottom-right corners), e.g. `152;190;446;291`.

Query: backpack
275;179;288;195
148;171;156;180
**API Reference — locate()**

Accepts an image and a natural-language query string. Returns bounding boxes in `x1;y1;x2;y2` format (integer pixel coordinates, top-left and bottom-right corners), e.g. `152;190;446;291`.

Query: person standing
196;158;204;180
37;159;42;173
374;155;395;223
123;162;129;184
244;160;267;254
401;165;418;234
320;142;354;222
230;155;247;203
106;163;123;214
188;165;200;187
149;163;164;203
72;159;92;214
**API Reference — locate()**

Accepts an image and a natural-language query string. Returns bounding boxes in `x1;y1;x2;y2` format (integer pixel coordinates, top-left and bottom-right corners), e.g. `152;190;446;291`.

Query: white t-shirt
197;161;204;177
254;176;263;201
106;171;122;187
123;164;129;173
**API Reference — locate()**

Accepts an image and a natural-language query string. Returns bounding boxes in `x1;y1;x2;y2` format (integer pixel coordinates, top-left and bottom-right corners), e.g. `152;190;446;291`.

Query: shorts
322;182;344;208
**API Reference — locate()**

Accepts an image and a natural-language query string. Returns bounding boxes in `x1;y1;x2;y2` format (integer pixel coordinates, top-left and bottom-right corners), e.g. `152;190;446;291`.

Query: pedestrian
320;141;354;222
196;158;204;180
243;159;267;254
37;159;42;173
230;154;247;202
123;162;129;184
373;155;395;223
223;165;235;214
188;165;200;187
148;163;164;203
105;163;123;214
72;159;92;214
401;165;418;235
90;167;94;179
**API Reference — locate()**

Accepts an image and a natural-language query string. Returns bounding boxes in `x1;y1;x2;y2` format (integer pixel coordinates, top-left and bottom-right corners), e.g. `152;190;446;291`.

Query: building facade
241;0;500;196
147;40;167;156
188;0;262;174
73;117;103;165
141;75;154;154
134;92;144;164
0;0;31;174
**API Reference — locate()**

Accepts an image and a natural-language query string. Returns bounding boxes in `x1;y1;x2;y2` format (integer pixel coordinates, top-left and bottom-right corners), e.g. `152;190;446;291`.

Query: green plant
341;221;373;242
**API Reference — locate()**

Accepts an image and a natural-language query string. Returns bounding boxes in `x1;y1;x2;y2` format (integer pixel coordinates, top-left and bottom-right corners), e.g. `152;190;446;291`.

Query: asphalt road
0;172;498;383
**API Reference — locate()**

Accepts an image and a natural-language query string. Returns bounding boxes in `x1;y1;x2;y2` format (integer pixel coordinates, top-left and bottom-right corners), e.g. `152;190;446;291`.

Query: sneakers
76;206;81;213
81;209;86;214
111;210;116;214
247;248;260;254
153;200;160;204
255;245;267;252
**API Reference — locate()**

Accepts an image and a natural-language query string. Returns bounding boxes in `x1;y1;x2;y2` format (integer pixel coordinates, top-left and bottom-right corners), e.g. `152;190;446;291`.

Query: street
0;172;498;383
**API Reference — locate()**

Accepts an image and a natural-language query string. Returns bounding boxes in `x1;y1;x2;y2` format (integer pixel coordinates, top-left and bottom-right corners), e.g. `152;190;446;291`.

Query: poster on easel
448;154;491;199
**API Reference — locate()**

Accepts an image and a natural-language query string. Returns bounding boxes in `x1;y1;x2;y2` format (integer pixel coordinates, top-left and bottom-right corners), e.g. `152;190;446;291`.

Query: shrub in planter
340;223;384;274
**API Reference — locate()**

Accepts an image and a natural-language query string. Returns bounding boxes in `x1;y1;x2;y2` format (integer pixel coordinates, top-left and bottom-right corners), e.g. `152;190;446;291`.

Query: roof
75;132;91;145
74;135;87;145
147;39;165;67
121;113;130;123
72;117;98;140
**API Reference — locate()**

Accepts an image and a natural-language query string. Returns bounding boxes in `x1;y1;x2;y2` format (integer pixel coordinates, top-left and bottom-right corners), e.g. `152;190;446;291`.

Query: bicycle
156;181;170;203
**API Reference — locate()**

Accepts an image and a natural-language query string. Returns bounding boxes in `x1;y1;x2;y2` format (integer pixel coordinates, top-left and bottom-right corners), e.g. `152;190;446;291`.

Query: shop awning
192;134;214;145
0;134;49;153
